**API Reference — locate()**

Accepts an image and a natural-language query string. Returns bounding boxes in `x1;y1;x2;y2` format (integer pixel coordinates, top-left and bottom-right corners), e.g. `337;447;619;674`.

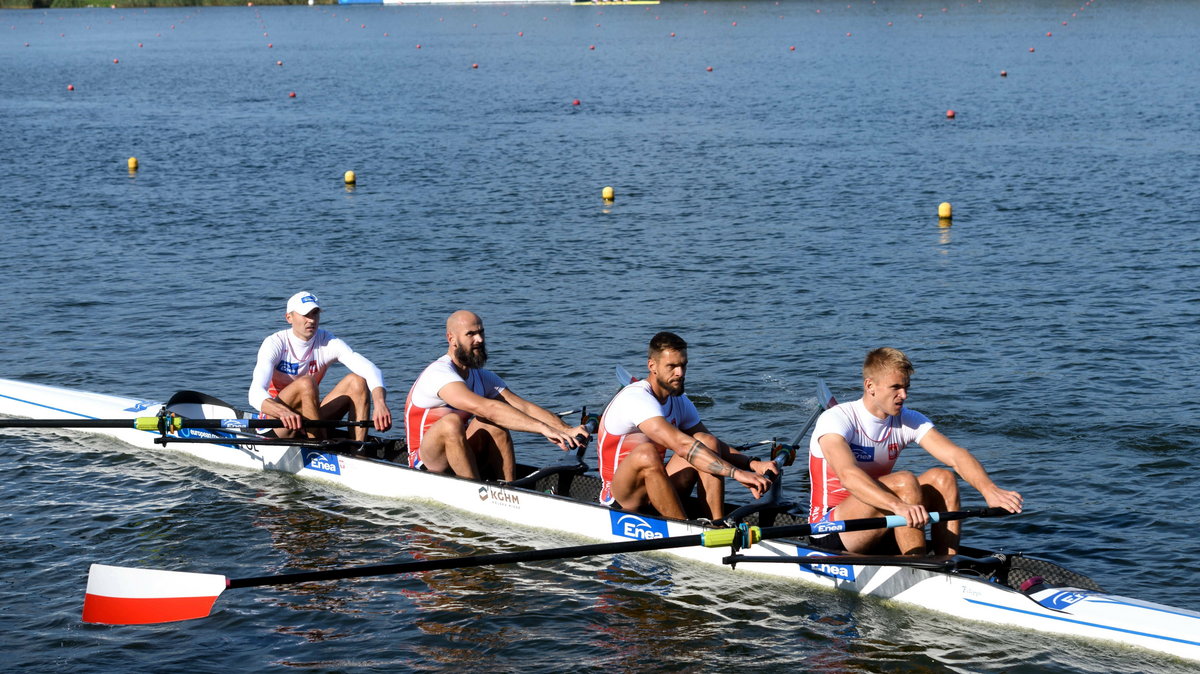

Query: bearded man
595;331;774;520
403;310;588;481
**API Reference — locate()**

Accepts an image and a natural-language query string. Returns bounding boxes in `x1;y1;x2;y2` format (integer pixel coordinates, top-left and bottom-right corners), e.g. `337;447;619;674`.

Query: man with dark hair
596;331;774;520
404;310;588;481
808;347;1023;555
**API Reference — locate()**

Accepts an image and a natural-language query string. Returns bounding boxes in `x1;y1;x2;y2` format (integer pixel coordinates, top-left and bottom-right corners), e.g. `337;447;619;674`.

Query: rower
808;347;1023;556
248;292;391;441
403;310;588;482
596;332;774;520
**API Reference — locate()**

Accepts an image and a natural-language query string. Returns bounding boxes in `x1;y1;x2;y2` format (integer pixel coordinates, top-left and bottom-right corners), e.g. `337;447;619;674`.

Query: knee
626;443;666;470
925;467;958;494
294;375;318;392
431;412;467;435
891;471;922;500
345;374;367;394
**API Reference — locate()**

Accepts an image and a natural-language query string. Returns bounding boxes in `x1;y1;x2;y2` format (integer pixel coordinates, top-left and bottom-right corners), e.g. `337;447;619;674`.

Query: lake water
2;0;1198;671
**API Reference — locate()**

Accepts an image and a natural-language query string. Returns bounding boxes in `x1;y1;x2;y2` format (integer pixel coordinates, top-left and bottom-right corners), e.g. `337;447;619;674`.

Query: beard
455;342;488;369
656;373;684;396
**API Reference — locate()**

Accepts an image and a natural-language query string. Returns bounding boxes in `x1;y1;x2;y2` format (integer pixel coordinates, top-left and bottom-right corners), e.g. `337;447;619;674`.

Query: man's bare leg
465;417;514;481
919;467;960;555
416;413;480;479
612;443;686;520
665;432;726;519
320;374;369;441
835;470;928;555
273;375;322;439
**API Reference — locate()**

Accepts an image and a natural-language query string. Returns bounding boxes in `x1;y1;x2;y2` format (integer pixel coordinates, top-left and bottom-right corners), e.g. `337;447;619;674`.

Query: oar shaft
229;533;707;589
0;418;133;428
228;508;1010;589
0;417;371;430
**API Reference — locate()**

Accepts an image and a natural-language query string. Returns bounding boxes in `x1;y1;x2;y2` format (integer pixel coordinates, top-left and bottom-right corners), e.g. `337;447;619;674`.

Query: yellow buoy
938;202;952;219
344;170;356;185
602;186;614;201
127;157;138;171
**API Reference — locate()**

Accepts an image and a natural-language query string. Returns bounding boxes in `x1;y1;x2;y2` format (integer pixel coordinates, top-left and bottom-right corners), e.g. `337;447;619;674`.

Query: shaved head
446;310;487;369
447;310;481;334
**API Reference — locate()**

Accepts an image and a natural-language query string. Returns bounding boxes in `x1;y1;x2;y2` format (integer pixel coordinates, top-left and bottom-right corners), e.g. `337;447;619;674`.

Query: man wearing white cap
249;291;391;441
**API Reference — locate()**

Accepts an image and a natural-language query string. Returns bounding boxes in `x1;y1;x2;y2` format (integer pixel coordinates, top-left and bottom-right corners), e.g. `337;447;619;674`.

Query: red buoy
67;84;74;91
946;109;956;119
288;91;296;98
572;99;580;106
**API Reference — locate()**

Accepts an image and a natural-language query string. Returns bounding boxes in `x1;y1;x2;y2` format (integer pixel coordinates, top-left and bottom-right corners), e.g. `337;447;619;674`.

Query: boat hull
1;378;1197;661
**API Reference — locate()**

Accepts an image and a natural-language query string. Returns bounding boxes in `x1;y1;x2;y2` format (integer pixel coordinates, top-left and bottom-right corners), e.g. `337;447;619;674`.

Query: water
2;0;1198;670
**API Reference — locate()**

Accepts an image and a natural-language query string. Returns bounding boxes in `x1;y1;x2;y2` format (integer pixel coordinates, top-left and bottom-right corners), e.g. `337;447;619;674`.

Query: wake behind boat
1;377;1197;661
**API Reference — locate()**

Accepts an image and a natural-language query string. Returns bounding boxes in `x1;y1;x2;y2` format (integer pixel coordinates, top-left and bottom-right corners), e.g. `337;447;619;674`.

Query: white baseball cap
286;291;321;316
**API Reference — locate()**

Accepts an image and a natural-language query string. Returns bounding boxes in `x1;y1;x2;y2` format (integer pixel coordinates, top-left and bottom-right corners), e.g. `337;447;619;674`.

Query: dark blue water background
2;0;1198;671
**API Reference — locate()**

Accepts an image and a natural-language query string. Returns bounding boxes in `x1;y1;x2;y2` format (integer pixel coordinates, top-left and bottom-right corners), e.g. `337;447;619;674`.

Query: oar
723;379;837;524
81;507;1011;625
615;364;636;385
0;417;371;430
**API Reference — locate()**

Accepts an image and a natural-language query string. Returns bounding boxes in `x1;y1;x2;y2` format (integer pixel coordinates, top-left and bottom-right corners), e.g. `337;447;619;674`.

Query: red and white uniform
807;398;933;522
596;380;701;505
248;328;385;412
404;355;507;468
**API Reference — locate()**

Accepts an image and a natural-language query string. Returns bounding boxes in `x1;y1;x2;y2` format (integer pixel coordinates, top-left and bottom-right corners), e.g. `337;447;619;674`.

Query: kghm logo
302;450;340;475
797;548;856;581
478;486;520;506
610;512;668;540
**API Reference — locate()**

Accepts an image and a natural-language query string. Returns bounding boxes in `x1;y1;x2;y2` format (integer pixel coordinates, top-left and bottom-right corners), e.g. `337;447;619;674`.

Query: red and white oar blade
82;563;228;625
615;365;638;385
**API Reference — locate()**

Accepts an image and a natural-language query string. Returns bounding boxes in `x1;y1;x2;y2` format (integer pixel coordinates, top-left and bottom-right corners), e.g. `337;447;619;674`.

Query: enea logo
299;294;317;306
1041;591;1089;610
275;360;302;375
812;520;846;535
849;443;874;462
797;547;856;581
610;512;668;540
302;449;340;475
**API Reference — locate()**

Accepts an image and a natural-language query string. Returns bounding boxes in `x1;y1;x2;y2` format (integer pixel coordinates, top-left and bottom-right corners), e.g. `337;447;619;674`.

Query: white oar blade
82;563;228;625
817;379;837;409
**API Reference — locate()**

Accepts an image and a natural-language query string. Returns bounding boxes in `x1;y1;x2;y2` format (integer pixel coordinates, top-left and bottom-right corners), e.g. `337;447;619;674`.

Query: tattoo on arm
686;440;703;465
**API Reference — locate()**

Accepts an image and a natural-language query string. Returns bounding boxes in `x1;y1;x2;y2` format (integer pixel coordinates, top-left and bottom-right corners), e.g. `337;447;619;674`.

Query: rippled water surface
2;0;1198;671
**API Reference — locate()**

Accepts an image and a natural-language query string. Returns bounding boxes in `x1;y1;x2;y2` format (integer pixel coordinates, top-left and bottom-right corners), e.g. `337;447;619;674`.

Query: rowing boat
1;377;1197;661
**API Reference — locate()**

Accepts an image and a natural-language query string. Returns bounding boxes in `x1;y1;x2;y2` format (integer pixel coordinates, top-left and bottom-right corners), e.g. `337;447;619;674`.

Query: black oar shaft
229;534;706;589
0;417;370;429
227;508;1010;590
0;418;131;428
